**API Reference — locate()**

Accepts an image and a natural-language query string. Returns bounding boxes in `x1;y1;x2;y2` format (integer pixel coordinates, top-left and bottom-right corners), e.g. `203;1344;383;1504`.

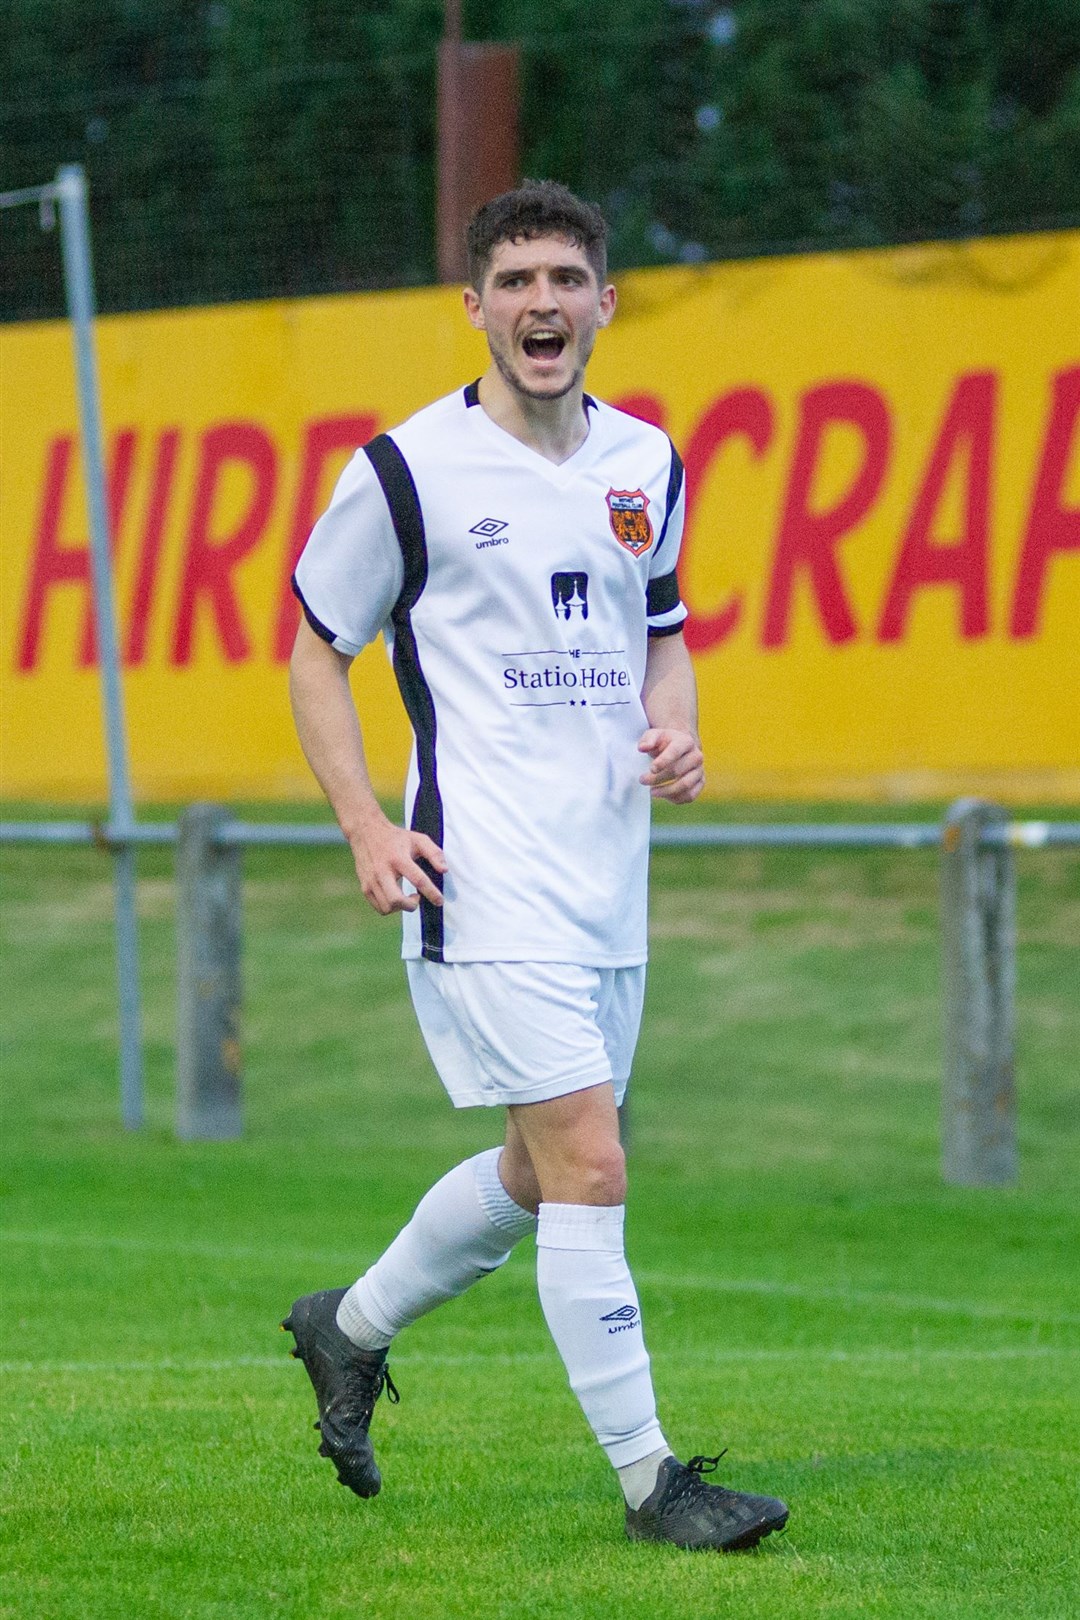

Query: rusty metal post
940;799;1017;1186
437;8;520;282
177;804;243;1140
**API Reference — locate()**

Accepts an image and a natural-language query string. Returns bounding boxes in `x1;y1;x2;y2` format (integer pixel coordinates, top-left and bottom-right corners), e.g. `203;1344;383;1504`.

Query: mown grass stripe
3;1230;1075;1327
2;1345;1073;1376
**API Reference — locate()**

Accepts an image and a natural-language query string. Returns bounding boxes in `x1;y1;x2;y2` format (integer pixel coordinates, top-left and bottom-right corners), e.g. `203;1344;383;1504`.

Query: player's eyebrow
492;262;590;286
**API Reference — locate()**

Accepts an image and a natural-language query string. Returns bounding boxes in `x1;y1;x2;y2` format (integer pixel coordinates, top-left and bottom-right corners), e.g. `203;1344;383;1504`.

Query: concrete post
177;804;242;1140
940;798;1017;1186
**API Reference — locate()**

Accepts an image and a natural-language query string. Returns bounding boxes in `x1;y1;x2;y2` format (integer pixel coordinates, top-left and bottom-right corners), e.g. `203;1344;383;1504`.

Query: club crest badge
606;488;653;555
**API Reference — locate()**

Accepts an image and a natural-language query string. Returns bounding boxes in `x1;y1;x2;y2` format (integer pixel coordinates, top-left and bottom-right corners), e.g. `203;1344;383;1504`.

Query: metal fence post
55;163;145;1130
177;804;242;1140
940;798;1017;1186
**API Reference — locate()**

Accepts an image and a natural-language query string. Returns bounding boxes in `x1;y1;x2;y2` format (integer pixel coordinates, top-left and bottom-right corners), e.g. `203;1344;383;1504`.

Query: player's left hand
637;728;704;803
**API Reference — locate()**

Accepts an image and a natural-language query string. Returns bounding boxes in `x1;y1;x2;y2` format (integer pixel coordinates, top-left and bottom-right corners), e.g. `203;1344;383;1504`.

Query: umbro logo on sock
600;1304;640;1334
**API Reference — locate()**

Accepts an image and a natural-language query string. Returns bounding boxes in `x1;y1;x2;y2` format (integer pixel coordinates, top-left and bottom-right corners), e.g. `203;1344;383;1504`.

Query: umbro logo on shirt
600;1304;640;1334
470;517;509;548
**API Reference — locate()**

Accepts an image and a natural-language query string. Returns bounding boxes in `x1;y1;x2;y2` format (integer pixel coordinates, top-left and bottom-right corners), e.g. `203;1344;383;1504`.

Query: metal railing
3;801;1078;1185
4;814;1078;850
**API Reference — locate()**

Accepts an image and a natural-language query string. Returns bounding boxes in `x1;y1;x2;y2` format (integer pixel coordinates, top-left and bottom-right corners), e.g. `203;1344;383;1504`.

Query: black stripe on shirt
653;441;685;560
363;433;446;962
646;569;682;619
647;443;688;636
291;574;340;647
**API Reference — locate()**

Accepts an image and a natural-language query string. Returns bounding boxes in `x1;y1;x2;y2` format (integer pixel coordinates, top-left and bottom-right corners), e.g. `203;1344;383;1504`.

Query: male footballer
284;179;789;1551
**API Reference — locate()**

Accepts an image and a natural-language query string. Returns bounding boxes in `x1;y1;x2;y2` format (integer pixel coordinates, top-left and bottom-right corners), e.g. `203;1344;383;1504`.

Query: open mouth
521;330;567;362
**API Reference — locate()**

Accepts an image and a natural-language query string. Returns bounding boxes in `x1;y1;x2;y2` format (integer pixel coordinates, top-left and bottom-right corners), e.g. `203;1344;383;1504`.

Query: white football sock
618;1444;675;1510
536;1202;668;1471
336;1147;537;1348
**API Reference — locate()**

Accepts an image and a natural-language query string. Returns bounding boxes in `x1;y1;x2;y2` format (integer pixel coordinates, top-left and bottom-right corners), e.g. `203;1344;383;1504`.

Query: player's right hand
349;817;447;914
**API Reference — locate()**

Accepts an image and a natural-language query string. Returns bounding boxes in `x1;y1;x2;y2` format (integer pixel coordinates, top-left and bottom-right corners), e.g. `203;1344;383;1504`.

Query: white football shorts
405;959;646;1110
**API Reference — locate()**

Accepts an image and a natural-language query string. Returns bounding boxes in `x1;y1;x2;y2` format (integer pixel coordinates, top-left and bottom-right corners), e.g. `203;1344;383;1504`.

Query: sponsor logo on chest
551;571;589;619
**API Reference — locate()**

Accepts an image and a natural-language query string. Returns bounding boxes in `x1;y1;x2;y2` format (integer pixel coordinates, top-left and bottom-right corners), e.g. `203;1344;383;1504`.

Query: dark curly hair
466;179;608;291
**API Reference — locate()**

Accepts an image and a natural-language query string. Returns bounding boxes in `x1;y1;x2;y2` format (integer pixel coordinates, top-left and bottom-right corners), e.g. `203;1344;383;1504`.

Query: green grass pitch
2;815;1078;1619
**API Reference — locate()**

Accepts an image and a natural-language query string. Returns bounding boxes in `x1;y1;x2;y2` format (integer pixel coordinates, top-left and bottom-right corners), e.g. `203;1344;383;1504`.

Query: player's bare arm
638;630;704;804
289;618;446;914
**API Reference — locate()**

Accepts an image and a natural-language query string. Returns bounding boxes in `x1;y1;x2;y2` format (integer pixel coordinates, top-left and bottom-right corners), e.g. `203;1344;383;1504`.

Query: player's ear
463;285;486;330
597;282;616;328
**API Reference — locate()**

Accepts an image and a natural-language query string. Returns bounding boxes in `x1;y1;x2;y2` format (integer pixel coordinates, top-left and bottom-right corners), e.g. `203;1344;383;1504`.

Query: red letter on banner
679;388;774;653
761;382;891;648
172;422;277;665
17;430;137;672
272;414;377;662
1009;367;1080;639
17;437;78;672
126;428;181;666
877;372;995;642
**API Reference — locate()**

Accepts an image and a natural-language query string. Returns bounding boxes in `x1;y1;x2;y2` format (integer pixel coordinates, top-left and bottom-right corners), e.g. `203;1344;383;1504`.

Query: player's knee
569;1140;626;1206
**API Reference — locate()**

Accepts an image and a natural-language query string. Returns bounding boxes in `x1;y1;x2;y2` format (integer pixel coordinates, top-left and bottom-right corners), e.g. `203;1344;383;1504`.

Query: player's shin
336;1147;537;1348
535;1202;670;1492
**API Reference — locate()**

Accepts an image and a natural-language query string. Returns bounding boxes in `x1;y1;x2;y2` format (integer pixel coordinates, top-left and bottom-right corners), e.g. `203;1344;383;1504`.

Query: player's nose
528;275;559;312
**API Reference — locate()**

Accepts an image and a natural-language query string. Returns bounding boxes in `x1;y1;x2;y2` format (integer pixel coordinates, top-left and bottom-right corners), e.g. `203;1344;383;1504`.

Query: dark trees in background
2;0;1078;318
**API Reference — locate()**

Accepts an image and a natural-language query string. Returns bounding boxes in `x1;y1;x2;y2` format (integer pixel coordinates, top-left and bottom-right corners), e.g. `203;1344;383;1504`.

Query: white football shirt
293;383;688;966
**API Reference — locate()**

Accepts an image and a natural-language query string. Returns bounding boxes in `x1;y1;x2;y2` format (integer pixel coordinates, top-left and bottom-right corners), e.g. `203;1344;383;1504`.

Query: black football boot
625;1453;788;1551
281;1287;399;1498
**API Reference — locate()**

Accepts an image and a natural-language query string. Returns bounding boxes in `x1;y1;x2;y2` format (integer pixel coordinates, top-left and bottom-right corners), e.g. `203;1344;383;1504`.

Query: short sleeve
292;450;404;656
647;443;688;637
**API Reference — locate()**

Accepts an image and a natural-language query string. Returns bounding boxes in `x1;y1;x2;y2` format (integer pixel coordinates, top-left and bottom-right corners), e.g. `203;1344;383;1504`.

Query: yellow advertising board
1;231;1078;803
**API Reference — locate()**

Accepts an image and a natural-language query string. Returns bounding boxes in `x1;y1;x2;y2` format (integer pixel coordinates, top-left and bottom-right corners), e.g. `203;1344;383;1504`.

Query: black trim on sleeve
363;434;446;962
291;574;341;647
646;568;681;619
653;441;685;559
647;618;686;638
